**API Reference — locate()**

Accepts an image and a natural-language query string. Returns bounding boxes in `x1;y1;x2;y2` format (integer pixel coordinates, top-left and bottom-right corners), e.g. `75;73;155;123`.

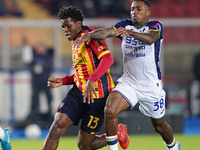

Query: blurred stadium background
0;0;200;145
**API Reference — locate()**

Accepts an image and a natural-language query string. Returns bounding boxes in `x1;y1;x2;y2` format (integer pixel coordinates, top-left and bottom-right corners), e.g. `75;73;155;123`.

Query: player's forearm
129;31;159;45
90;27;115;39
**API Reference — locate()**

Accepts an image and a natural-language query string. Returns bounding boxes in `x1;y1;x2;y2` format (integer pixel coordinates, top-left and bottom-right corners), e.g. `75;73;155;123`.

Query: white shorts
112;81;166;119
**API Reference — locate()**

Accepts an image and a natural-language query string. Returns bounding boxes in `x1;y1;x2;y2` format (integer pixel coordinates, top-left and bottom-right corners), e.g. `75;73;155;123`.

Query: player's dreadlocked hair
133;0;151;10
58;5;84;22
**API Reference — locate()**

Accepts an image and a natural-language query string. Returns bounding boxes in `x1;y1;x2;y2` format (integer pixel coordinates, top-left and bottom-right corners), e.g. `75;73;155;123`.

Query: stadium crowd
33;0;158;18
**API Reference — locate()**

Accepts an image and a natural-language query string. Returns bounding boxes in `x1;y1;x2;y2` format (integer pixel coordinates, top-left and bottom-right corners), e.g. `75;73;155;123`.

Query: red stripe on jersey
98;80;104;97
81;63;88;91
75;67;83;92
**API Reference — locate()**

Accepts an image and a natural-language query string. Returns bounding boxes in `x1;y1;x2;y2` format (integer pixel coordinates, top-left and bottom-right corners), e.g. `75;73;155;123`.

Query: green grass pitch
11;134;199;150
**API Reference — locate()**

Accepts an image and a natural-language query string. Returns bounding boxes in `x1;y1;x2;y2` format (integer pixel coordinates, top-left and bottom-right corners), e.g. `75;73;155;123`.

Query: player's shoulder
115;19;133;28
146;20;163;33
81;25;106;45
82;25;95;33
146;20;163;27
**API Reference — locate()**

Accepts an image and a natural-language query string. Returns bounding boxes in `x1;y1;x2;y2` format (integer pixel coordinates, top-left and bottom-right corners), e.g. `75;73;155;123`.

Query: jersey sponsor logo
126;36;144;45
124;50;145;58
125;45;145;50
73;56;87;66
124;36;146;58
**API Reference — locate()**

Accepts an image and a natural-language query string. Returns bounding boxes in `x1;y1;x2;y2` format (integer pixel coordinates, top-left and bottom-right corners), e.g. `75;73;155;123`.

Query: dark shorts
57;84;108;134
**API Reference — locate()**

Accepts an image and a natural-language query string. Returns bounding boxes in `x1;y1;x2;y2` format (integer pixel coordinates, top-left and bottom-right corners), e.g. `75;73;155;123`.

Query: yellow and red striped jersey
71;25;115;98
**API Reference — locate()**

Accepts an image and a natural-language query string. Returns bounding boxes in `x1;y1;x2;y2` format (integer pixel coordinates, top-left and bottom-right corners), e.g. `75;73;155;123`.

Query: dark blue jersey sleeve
147;21;163;40
114;19;133;29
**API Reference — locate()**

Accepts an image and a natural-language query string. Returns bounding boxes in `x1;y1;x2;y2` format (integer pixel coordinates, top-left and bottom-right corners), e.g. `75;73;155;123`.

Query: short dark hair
57;5;84;22
133;0;151;9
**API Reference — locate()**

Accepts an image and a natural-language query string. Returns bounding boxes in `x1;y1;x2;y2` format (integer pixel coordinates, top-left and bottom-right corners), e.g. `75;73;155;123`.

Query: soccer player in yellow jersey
42;6;129;150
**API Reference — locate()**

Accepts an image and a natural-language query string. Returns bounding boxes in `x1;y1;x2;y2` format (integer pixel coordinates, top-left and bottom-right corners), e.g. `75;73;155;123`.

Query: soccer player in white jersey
0;127;11;150
74;0;181;150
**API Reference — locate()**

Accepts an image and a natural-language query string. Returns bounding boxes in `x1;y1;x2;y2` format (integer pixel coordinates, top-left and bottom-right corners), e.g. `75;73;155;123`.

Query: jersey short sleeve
114;19;133;29
147;21;163;40
89;38;110;60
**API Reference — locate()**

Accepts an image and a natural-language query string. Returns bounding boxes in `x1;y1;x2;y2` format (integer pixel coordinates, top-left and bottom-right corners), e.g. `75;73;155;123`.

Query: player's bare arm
114;27;160;45
74;27;115;47
131;30;160;45
90;27;115;39
47;77;63;89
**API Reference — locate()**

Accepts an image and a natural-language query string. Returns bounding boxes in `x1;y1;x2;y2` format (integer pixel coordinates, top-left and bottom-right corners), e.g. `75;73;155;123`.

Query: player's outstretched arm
113;27;160;45
122;28;160;45
90;27;116;39
74;27;115;48
47;77;63;89
130;30;160;45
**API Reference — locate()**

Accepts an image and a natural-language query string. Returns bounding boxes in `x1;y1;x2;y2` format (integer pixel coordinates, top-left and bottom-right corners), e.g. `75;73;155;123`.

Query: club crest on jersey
59;103;65;109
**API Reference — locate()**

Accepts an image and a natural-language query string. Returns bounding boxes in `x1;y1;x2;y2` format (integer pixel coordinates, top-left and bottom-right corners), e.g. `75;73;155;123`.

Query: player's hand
83;80;97;104
113;27;130;36
47;77;63;89
73;33;91;48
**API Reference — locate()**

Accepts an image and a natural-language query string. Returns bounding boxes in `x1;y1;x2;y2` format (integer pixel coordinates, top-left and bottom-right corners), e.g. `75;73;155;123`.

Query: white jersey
114;19;163;90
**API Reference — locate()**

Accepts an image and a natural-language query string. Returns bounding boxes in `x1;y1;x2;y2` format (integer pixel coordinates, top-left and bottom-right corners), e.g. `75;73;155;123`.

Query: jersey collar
133;21;149;29
73;26;83;41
